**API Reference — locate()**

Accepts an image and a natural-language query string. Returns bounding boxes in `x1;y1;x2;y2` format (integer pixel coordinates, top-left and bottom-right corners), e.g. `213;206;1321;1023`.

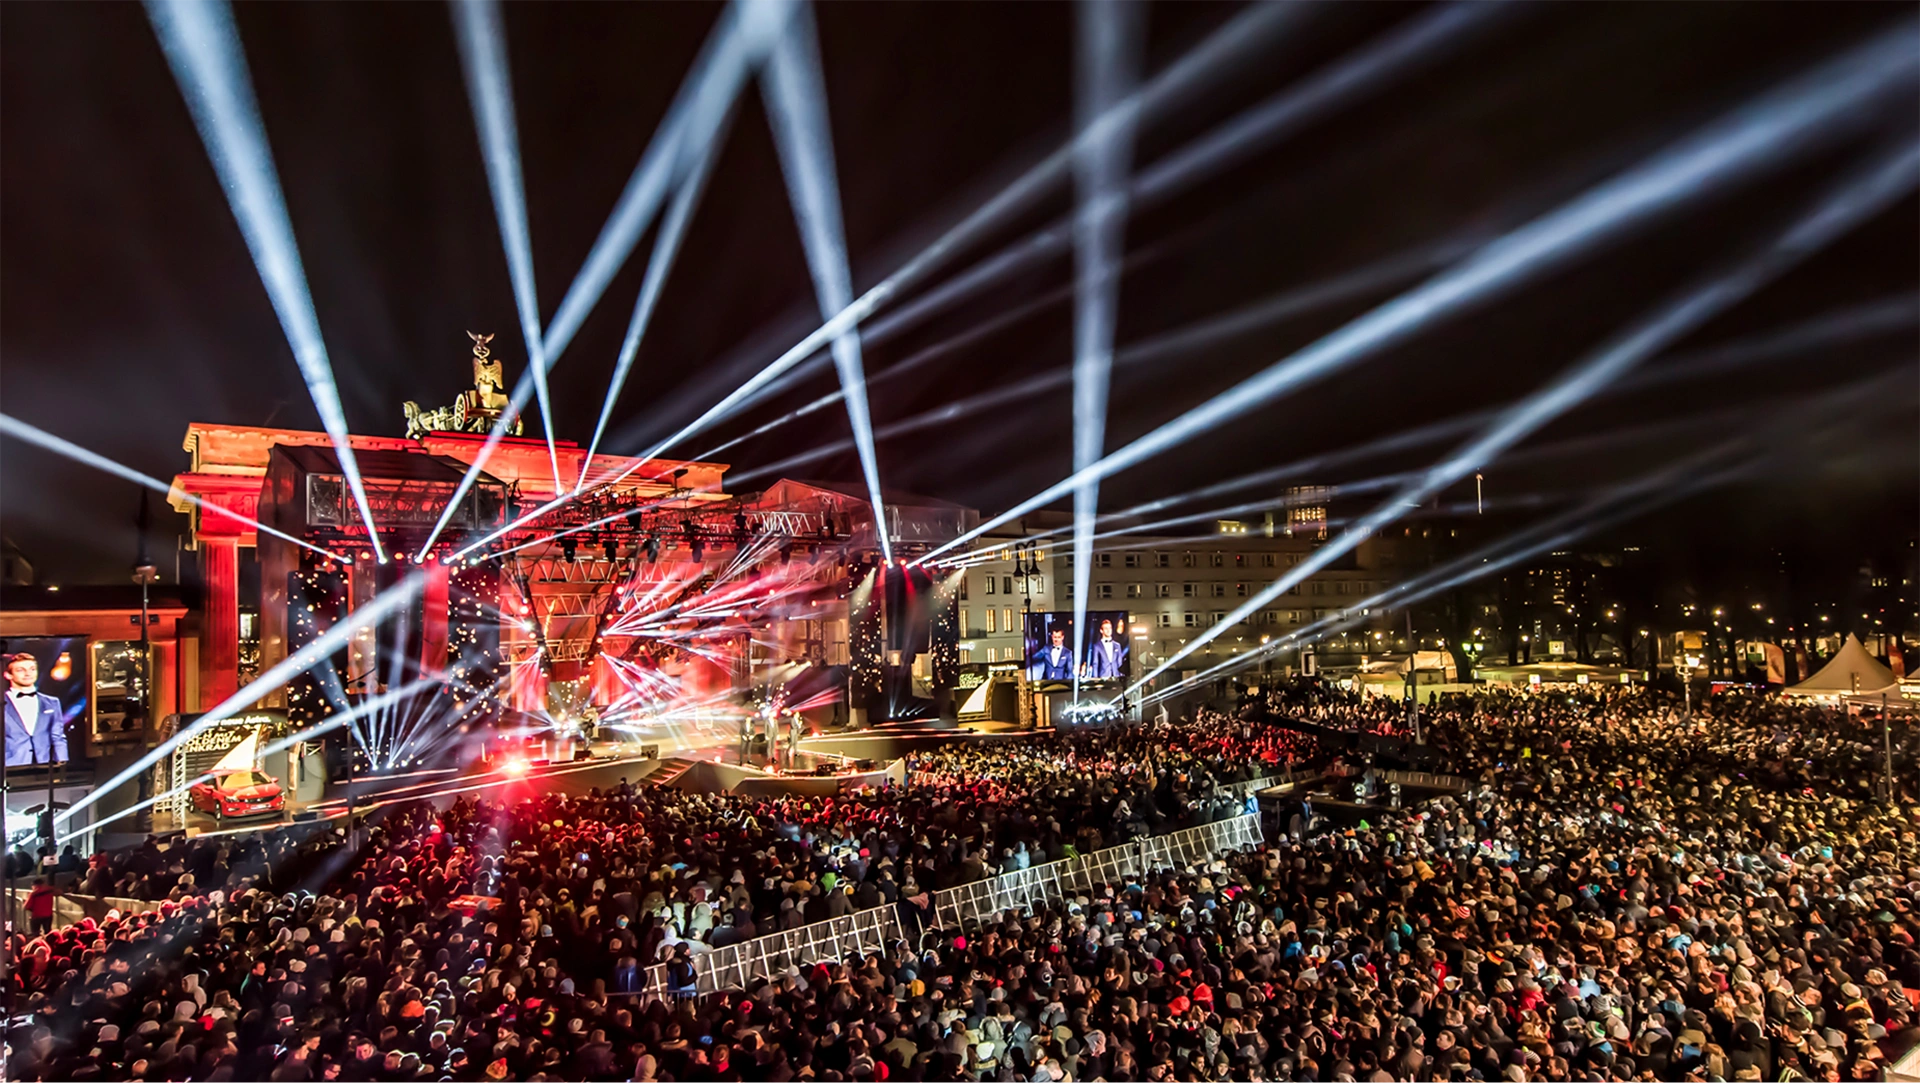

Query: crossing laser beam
1144;375;1901;703
1127;139;1920;697
145;0;385;561
0;414;342;565
921;21;1920;564
579;125;728;490
457;2;1309;557
742;1;1517;441
1070;0;1145;699
596;2;1307;484
421;0;790;559
60;572;428;824
761;0;893;561
452;0;561;490
63;678;439;844
715;236;1476;495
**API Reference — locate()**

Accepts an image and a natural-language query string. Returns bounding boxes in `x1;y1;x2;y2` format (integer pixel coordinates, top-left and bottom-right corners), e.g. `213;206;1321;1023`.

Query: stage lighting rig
602;538;617;563
644;534;661;564
560;537;578;563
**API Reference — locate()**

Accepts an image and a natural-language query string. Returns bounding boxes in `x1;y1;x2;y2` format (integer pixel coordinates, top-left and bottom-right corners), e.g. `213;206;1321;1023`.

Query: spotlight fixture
560;537;578;563
644;534;661;564
602;538;617;563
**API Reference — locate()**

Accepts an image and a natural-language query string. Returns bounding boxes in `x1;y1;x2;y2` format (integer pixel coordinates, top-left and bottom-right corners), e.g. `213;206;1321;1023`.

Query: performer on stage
4;653;68;768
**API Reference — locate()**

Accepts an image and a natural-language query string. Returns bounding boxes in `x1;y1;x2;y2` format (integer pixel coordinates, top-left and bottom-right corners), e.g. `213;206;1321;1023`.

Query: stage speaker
813;763;837;777
639;744;660;760
292;810;319;823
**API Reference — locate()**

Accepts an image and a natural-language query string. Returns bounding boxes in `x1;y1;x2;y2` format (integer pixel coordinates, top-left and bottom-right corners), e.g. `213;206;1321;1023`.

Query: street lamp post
1015;542;1041;727
1882;691;1895;804
1680;653;1700;718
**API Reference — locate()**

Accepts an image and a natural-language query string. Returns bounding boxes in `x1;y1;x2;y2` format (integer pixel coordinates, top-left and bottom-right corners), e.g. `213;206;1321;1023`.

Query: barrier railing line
935;812;1266;931
5;888;163;932
638;901;906;1001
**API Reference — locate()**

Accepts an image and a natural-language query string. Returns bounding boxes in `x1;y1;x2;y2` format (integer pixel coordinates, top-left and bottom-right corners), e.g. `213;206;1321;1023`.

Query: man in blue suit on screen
4;653;68;768
1028;626;1074;680
1086;618;1129;680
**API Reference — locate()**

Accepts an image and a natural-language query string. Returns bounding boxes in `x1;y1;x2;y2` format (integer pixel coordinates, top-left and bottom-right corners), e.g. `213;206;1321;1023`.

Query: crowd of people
3;684;1916;1082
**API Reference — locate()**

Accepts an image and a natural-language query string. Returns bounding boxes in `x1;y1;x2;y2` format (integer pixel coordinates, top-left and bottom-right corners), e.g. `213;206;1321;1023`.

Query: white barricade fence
935;814;1265;931
645;902;905;998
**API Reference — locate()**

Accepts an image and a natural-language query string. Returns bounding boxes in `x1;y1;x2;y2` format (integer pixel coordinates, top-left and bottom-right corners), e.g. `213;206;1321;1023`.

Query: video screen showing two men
1023;610;1130;685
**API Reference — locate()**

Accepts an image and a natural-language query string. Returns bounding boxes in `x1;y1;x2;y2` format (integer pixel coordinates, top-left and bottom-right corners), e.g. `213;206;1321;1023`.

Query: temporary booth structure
1782;633;1897;701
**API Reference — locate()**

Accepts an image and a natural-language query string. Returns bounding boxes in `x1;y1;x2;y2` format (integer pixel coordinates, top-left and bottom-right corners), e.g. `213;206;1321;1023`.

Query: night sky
2;2;1915;586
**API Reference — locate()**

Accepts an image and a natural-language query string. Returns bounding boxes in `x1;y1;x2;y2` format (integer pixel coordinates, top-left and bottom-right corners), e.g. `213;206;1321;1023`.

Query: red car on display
190;770;286;821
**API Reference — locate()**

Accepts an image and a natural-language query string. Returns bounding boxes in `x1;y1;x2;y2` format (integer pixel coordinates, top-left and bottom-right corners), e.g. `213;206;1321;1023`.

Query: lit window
1003;607;1013;631
985;608;997;634
1126;583;1142;598
985;576;996;596
1156;583;1171;598
959;609;970;636
1033;576;1044;593
1182;552;1196;567
986;647;997;663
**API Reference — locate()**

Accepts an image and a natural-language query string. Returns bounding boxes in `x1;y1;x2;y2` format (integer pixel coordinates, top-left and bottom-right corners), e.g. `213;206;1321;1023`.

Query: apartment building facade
956;513;1427;688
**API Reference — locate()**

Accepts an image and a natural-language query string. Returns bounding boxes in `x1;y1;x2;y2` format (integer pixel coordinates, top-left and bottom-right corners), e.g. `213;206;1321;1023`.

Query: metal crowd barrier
643;902;905;998
1376;769;1471;793
6;888;162;931
934;813;1265;931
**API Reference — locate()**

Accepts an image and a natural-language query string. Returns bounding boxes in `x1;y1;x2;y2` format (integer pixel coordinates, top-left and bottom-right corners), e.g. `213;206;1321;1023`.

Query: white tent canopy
1783;633;1896;698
